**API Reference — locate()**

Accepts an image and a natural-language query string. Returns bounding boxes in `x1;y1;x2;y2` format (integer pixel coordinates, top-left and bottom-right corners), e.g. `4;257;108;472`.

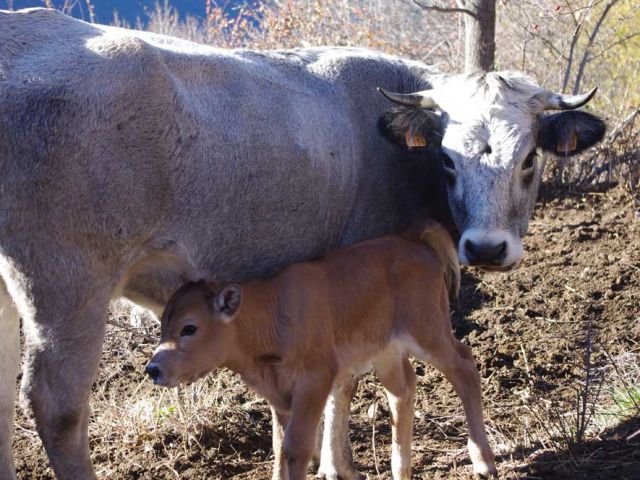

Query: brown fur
148;223;496;479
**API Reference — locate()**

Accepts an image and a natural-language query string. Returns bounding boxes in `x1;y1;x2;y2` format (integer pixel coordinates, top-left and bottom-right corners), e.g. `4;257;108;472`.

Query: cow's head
379;72;605;270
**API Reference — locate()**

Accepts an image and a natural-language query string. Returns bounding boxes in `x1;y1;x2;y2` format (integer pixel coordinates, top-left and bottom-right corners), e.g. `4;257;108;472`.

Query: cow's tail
413;221;460;299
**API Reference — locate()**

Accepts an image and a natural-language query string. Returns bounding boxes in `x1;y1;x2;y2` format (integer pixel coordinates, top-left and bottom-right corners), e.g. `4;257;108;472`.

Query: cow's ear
378;106;442;151
538;111;606;157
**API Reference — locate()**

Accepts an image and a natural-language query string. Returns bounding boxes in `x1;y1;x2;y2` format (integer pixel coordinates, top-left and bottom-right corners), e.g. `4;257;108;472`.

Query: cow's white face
379;72;605;270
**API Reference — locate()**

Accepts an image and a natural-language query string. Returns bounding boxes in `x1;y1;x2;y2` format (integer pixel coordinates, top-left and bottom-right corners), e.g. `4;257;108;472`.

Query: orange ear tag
556;133;578;155
405;131;428;148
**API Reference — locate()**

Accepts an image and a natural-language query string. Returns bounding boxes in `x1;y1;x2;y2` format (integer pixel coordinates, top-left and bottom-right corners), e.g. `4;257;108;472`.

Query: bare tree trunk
462;0;496;73
413;0;496;73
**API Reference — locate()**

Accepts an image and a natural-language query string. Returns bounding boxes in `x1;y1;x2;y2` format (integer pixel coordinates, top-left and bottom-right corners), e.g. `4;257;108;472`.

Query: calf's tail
418;221;460;299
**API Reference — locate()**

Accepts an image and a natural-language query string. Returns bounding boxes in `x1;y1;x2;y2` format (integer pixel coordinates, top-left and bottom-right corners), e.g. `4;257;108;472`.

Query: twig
584;106;640;182
412;0;476;18
370;400;381;477
627;428;640;441
587;31;640;62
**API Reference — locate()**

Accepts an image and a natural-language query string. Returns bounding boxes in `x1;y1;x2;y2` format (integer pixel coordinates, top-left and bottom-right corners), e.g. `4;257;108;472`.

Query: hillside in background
0;0;246;24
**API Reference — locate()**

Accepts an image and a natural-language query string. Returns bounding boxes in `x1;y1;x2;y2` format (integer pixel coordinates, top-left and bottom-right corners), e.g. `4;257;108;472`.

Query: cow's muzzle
458;228;524;269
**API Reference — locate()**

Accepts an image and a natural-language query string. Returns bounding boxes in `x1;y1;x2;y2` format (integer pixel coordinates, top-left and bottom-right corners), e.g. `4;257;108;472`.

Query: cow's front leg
18;263;113;480
316;372;364;480
0;283;20;480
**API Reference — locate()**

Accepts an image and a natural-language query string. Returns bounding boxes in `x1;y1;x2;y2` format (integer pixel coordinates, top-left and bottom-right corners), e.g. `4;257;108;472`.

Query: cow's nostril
464;239;508;265
464;239;475;254
145;364;161;381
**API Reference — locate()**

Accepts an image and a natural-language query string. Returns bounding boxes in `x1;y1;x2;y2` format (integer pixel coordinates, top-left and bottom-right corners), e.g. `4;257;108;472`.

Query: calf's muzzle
145;363;161;383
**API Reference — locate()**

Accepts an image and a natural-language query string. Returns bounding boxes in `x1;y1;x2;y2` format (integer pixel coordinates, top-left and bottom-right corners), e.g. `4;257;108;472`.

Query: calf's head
145;281;242;387
379;72;606;270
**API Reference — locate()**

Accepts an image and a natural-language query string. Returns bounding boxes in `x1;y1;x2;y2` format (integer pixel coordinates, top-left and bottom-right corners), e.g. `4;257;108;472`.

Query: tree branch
412;0;477;18
573;0;620;93
588;31;640;62
528;30;565;57
562;21;583;91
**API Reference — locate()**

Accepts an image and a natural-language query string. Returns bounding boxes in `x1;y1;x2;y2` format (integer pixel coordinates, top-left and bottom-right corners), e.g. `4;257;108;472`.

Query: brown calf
146;222;497;479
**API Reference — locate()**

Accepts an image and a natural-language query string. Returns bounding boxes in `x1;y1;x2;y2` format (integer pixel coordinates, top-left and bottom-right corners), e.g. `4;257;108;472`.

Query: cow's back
0;9;443;302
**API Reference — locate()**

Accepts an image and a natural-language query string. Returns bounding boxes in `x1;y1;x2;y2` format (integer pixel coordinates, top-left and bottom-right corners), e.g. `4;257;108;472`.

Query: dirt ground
12;183;640;479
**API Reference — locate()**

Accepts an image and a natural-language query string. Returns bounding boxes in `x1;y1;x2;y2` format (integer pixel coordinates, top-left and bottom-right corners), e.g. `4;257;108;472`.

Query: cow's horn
544;87;598;111
377;87;439;109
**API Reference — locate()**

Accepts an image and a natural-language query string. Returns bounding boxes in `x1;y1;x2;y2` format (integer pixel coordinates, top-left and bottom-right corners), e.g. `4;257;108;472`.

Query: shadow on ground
512;416;640;480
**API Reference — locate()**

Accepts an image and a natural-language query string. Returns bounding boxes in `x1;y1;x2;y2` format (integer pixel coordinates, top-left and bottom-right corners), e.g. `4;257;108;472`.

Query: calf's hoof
315;470;366;480
474;466;499;479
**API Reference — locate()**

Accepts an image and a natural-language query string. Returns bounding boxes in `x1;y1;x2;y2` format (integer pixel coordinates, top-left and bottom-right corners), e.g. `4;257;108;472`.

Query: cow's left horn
544;87;598;111
377;87;440;109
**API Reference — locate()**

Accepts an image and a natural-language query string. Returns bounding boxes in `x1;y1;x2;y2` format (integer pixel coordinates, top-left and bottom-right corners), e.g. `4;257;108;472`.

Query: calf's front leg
285;373;334;480
317;372;364;480
270;404;291;480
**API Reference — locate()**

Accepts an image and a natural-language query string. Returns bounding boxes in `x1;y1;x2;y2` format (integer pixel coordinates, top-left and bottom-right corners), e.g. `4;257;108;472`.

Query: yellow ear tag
556;133;577;154
405;131;428;148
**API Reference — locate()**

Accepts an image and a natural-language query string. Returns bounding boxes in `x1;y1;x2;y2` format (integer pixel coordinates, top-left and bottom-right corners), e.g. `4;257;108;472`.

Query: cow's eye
180;325;197;337
442;153;455;171
521;151;536;188
523;151;536;170
442;153;456;187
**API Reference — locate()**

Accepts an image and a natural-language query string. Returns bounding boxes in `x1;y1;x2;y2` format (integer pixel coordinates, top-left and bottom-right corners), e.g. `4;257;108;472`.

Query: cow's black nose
145;364;161;381
464;239;507;266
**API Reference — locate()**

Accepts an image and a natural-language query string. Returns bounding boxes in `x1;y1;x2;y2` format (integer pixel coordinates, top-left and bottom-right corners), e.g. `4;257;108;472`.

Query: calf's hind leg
0;283;20;480
427;338;497;478
374;355;416;480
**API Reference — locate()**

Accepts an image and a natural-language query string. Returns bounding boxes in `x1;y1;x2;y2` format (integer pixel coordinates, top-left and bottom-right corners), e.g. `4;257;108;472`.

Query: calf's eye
180;325;197;337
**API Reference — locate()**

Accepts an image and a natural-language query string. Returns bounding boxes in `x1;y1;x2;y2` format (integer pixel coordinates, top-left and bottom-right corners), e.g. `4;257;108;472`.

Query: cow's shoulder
0;8;96;63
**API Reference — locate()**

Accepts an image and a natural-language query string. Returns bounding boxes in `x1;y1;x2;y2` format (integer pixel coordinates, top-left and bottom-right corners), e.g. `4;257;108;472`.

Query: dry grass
86;308;271;478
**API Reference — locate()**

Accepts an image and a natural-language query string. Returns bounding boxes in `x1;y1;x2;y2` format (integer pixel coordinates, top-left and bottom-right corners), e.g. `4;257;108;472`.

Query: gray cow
0;8;605;480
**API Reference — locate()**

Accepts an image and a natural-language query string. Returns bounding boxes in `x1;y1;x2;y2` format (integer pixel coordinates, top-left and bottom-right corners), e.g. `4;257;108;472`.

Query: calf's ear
213;285;242;323
378;106;442;150
538;110;606;157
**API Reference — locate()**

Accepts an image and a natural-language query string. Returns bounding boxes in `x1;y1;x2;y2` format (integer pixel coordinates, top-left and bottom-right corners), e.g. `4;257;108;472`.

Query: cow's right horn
377;87;440;109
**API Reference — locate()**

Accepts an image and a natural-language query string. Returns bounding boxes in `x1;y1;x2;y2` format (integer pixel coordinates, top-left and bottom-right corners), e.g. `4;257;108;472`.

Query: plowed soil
12;184;640;479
